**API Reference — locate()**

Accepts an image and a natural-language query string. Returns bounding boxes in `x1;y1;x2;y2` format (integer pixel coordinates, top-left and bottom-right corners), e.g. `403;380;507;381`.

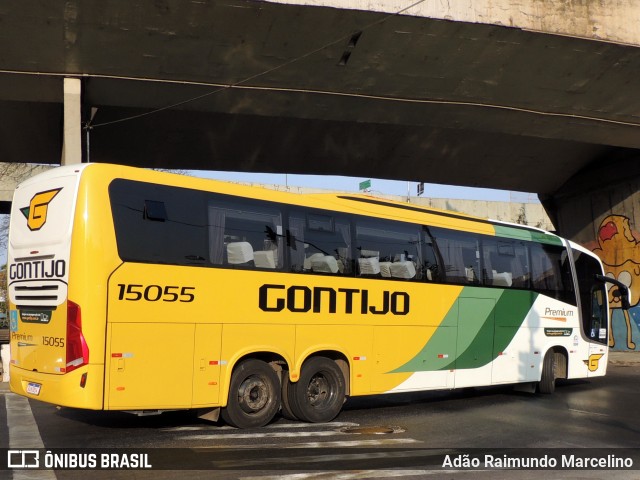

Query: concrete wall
270;0;640;46
550;157;640;351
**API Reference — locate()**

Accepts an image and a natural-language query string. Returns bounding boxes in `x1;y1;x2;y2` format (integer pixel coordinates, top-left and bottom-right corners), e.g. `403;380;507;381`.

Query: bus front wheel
285;357;345;423
538;351;557;394
221;359;281;428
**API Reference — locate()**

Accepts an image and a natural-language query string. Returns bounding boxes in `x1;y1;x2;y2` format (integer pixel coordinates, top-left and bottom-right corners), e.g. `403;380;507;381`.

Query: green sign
359;179;371;191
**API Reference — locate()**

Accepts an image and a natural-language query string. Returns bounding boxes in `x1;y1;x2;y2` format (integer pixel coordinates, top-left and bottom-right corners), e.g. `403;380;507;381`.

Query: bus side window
530;243;575;305
432;228;481;285
422;228;442;282
208;199;283;270
355;219;422;281
288;211;352;276
589;286;607;339
110;180;209;266
481;238;522;288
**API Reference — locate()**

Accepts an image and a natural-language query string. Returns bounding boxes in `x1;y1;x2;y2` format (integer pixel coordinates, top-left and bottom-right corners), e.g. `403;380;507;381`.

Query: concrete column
61;77;82;165
542;154;640;351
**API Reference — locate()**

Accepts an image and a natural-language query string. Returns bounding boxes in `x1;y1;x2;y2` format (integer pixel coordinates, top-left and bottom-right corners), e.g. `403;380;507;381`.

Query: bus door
572;248;610;377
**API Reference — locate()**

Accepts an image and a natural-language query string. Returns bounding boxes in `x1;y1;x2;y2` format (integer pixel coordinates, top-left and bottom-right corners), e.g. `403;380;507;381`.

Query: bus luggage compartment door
107;322;195;410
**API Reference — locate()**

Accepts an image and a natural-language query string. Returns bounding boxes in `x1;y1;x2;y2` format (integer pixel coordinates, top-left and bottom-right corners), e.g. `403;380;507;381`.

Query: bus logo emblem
20;188;62;231
584;353;604;372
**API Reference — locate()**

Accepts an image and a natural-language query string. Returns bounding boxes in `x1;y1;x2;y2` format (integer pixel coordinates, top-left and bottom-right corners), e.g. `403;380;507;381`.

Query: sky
189;169;538;203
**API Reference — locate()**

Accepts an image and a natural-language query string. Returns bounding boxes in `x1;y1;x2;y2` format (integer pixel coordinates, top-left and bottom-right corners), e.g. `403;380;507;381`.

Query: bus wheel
538;351;557;394
280;376;298;420
286;357;345;423
221;359;281;428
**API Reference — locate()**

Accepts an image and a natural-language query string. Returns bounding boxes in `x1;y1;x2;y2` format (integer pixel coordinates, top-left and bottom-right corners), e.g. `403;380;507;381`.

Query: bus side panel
453;297;496;388
192;323;223;407
373;325;456;392
106;322;195;409
490;327;537;384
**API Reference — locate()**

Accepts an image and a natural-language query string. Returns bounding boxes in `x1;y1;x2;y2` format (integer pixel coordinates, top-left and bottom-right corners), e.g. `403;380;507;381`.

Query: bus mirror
596;274;631;310
612;288;631;310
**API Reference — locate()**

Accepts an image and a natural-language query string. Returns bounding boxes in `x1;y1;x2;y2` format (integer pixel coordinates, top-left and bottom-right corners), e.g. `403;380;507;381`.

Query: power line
88;0;429;129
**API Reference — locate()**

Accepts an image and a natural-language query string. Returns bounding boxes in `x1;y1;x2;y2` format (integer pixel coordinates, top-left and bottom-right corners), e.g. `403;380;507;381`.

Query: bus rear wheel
221;359;281;428
285;357;345;423
280;376;298;420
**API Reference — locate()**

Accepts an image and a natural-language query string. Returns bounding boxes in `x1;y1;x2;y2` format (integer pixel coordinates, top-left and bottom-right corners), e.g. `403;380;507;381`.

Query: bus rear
7;165;101;408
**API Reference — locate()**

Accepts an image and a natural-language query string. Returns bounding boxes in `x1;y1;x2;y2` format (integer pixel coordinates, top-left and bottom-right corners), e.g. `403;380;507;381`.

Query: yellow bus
7;164;628;428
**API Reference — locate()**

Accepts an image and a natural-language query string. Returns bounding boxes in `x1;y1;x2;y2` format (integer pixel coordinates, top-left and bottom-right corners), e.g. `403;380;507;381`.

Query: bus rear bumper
10;364;105;410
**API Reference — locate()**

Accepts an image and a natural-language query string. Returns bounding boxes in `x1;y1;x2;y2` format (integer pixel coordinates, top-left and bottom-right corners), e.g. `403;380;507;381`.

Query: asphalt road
2;355;640;479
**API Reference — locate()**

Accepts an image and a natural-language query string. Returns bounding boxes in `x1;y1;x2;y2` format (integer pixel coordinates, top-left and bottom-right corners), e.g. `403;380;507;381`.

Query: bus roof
17;163;563;245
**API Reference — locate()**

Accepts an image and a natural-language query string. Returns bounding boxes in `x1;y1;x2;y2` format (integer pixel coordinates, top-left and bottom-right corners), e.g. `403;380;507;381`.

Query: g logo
584;353;604;372
20;188;62;231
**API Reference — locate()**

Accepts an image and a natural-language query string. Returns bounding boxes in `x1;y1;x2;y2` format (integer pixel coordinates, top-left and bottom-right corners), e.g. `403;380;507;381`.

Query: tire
285;357;345;423
280;375;298;420
221;359;281;428
538;351;556;394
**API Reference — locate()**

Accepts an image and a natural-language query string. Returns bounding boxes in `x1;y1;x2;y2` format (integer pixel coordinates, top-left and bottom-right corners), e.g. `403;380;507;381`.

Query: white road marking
213;449;437;469
200;438;422;449
240;470;450;480
567;408;610;417
5;392;57;479
182;430;357;440
161;421;359;432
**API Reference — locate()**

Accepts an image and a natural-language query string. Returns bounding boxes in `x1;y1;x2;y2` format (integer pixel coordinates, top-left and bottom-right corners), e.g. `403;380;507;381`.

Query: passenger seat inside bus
390;261;416;279
227;242;254;265
254;249;277;269
310;255;339;274
358;250;380;276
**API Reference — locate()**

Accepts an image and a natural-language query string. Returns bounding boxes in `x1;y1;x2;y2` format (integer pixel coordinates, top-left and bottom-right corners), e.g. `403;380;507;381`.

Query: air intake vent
10;280;67;308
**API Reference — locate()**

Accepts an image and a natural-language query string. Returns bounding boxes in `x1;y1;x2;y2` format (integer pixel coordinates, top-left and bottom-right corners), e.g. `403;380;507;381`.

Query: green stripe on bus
493;225;563;246
391;288;538;373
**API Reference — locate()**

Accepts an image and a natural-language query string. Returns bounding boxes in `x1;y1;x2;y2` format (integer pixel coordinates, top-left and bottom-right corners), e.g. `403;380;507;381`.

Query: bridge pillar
61;78;82;166
542;154;640;351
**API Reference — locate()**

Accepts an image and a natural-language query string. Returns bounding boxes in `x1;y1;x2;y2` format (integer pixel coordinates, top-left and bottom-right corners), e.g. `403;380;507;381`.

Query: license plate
26;382;41;396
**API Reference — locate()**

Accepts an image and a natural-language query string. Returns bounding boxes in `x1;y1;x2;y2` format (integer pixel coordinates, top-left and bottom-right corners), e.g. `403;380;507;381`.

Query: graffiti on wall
591;215;640;350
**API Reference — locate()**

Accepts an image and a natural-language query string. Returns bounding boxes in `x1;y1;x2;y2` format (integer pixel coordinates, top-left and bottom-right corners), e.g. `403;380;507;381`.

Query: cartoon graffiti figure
592;215;640;349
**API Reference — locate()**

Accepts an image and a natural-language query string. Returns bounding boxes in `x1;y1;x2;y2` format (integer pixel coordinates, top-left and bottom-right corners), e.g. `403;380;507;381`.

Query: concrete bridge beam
61;78;83;166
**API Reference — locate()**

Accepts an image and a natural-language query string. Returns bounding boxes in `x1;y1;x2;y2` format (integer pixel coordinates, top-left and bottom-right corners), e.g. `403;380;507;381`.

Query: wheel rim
238;375;269;414
306;372;335;408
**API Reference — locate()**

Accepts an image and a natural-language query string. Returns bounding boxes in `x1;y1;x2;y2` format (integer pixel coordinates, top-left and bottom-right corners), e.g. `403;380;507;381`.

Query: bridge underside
1;0;639;198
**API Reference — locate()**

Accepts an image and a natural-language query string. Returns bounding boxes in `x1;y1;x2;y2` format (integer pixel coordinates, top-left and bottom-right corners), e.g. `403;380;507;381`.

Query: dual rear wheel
222;356;345;429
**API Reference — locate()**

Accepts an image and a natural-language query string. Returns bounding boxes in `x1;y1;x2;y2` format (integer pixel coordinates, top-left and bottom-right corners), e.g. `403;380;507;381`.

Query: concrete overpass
1;1;640;349
1;0;639;190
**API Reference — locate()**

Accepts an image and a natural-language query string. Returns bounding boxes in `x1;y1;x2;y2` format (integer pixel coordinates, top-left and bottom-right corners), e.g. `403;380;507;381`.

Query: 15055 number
42;336;65;347
117;284;196;303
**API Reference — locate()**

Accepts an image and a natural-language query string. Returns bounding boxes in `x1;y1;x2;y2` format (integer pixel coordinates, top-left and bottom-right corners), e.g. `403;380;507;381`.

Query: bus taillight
66;300;89;373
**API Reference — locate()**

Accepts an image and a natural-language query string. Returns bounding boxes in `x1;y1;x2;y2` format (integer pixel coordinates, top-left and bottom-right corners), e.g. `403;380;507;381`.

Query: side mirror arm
595;274;631;310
